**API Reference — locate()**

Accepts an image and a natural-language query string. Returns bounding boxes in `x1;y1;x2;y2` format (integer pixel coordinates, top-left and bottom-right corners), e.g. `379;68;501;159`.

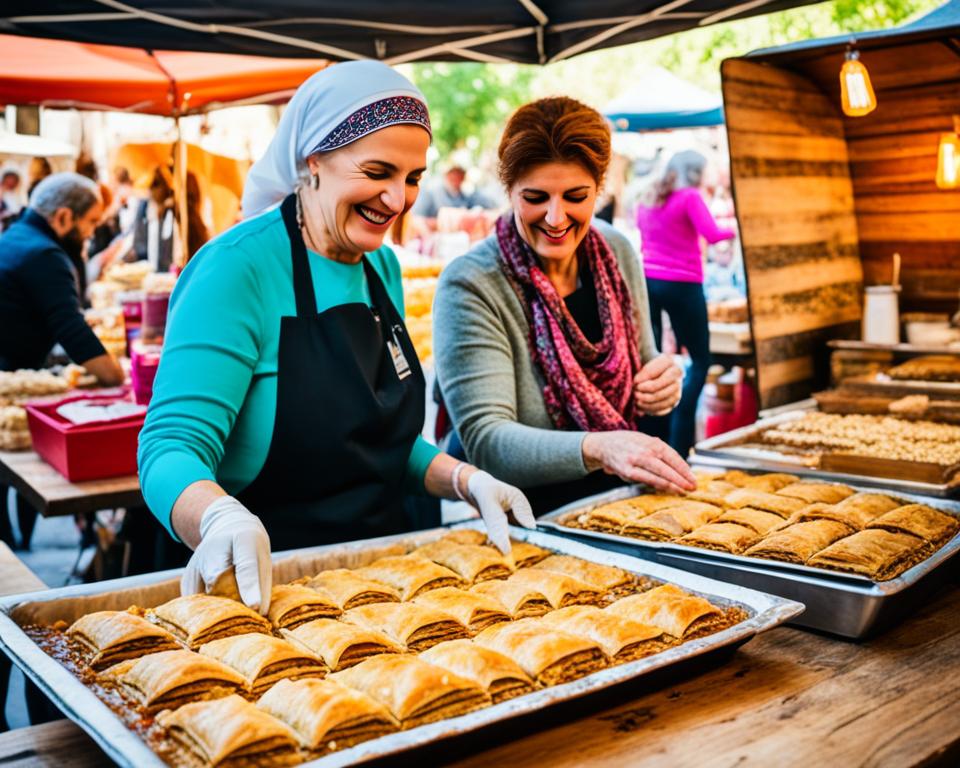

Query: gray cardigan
433;220;658;489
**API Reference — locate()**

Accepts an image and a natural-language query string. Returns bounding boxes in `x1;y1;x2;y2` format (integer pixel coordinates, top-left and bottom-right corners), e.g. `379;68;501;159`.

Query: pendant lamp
936;116;960;190
840;46;877;117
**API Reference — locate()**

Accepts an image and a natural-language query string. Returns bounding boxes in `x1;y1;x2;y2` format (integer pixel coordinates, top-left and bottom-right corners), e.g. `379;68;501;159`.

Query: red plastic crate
24;392;144;482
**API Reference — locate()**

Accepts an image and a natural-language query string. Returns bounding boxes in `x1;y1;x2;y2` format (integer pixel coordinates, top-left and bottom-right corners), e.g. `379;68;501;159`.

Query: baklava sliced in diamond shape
678;522;761;554
606;584;727;640
302;569;400;610
67;610;180;671
148;594;271;650
621;501;722;541
353;555;463;600
342;602;469;652
506;568;602;609
282;618;403;672
267;584;341;631
722;489;806;518
256;677;398;752
469;579;551;619
540;606;671;662
199;632;327;696
420;639;535;703
509;541;552;568
866;503;960;546
714;507;785;535
411;587;511;633
529;555;639;596
157;693;300;767
330;654;490;730
414;540;513;582
806;529;927;580
743;520;852;564
776;481;855;505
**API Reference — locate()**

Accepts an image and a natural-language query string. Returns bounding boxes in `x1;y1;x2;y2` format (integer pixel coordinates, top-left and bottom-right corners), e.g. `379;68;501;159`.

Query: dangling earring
311;173;320;190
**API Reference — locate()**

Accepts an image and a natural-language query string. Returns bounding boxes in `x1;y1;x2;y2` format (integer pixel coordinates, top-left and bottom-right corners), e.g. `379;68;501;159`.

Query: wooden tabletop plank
0;450;142;517
2;588;958;766
0;543;45;597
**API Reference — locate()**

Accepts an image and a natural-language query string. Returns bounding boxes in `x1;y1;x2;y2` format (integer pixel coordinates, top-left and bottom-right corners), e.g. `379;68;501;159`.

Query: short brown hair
498;97;611;190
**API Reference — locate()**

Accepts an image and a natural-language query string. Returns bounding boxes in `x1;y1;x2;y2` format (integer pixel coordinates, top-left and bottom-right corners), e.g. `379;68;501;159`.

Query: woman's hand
461;469;536;555
181;496;273;615
582;431;696;493
634;354;683;416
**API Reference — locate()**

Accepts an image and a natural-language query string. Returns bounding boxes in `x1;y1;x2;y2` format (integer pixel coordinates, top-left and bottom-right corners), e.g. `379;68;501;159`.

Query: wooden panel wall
796;41;960;312
722;58;863;408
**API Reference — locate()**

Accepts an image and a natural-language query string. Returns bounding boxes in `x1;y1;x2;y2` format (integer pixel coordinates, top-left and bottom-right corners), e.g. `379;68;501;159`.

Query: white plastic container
862;285;900;344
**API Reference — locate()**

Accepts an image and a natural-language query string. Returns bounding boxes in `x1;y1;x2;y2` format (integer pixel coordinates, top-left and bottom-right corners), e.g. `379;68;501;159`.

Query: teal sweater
137;206;440;539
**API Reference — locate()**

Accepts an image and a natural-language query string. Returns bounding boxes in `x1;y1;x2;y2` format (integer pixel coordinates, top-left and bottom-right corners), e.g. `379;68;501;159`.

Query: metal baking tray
538;477;960;639
0;523;802;768
693;408;960;497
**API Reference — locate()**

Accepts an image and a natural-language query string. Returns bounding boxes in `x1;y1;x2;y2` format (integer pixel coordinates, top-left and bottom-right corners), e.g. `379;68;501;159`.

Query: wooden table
0;450;141;518
1;586;958;767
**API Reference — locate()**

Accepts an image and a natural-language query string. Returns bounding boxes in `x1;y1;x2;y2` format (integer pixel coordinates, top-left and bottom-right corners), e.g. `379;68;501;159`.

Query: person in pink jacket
636;150;736;457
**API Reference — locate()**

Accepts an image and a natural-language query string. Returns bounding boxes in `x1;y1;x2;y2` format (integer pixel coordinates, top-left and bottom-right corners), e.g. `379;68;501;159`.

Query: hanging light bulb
840;45;877;117
936;116;960;190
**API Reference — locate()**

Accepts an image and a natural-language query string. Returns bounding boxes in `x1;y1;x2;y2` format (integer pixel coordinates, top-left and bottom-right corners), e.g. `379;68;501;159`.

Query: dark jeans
646;277;710;458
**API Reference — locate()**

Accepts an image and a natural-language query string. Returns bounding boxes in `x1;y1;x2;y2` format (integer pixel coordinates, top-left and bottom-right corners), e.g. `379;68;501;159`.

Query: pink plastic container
130;340;162;405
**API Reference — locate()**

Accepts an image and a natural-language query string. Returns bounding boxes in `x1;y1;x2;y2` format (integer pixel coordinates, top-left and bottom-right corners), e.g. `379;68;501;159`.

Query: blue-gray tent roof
746;0;959;60
0;1;826;64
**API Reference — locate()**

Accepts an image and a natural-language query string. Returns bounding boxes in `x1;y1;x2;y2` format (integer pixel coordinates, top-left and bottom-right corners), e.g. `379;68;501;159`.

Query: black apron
237;194;431;551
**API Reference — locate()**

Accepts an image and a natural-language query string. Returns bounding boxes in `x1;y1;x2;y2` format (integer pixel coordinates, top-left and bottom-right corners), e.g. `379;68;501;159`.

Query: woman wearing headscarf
433;97;696;517
138;62;534;615
636;150;737;458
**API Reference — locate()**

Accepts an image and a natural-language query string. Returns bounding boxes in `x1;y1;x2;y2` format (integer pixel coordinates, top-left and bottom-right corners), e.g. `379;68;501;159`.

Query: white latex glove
180;496;273;615
466;470;536;555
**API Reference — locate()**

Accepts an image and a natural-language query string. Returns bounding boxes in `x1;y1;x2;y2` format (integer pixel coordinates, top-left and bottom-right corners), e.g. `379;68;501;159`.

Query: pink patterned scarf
496;212;643;431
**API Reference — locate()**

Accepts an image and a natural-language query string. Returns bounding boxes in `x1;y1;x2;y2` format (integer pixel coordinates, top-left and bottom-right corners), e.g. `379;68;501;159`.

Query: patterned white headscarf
241;60;430;219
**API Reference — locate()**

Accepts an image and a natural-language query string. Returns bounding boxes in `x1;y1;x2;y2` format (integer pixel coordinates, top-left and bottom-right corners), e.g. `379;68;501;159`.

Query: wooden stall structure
721;2;960;408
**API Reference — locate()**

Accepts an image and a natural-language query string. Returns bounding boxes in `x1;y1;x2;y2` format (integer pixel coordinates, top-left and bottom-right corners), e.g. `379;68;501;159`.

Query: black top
0;209;106;371
563;257;603;344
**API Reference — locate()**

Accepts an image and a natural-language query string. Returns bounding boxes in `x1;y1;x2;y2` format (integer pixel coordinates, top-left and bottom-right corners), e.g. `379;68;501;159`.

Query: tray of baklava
539;469;960;638
0;524;801;768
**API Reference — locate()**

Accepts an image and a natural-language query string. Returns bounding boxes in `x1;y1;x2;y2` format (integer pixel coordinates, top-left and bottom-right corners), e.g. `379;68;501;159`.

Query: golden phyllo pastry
198;633;327;696
733;472;799;493
354;555;463;600
539;606;670;662
267;584;341;630
473;619;607;685
714;507;785;535
785;500;883;531
686;480;738;507
621;501;721;540
330;654;490;729
414;540;513;582
302;568;400;610
506;569;602;609
256;678;398;751
606;584;725;639
530;555;636;595
510;541;552;568
723;489;807;518
866;504;960;545
807;529;926;580
743;520;852;564
574;501;645;532
157;694;299;768
108;649;245;713
469;579;552;619
343;602;469;652
419;640;535;704
411;587;510;633
439;529;489;546
66;610;180;671
678;523;760;554
622;494;685;513
148;594;271;650
282;618;402;671
776;481;855;505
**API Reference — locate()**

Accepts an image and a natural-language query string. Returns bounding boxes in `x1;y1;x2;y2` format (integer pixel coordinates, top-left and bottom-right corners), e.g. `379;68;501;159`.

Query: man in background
0;166;23;231
412;163;493;230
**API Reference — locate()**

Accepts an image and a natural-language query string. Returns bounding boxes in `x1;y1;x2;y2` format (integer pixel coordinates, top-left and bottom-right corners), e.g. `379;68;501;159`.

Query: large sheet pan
538;479;960;640
693;409;960;497
0;523;802;768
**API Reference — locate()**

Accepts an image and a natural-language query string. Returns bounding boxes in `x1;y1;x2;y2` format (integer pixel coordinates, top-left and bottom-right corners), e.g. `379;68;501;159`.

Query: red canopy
0;34;329;115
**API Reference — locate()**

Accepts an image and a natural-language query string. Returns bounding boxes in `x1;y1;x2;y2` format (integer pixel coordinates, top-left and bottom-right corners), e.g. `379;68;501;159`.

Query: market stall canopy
0;33;330;114
604;67;723;131
0;1;824;65
0;131;78;157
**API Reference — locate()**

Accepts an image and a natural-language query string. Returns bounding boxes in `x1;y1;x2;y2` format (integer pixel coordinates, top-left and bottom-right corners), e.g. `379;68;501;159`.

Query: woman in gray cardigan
433;97;696;515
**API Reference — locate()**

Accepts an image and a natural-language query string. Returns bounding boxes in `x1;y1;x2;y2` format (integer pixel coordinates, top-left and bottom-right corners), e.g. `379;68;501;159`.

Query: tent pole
175;116;189;268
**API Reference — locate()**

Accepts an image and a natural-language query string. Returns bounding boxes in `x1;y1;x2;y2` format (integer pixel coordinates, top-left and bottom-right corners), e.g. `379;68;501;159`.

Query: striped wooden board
722;58;863;408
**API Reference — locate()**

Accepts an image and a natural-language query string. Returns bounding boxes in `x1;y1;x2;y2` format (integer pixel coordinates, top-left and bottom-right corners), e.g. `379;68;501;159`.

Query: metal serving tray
0;523;802;768
693;408;960;498
538;478;960;640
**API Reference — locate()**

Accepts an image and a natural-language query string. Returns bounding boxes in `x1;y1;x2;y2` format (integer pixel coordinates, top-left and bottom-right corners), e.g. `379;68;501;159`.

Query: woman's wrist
581;433;605;473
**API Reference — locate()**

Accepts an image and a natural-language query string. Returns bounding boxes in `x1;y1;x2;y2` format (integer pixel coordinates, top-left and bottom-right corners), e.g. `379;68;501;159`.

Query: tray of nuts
693;407;960;497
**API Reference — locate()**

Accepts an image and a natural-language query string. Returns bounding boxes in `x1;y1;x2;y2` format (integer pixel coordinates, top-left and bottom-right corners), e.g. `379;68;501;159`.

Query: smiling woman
434;96;696;516
138;61;535;617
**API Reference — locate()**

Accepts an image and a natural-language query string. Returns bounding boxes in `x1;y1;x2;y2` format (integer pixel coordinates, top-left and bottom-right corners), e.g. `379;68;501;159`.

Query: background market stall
721;0;960;410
